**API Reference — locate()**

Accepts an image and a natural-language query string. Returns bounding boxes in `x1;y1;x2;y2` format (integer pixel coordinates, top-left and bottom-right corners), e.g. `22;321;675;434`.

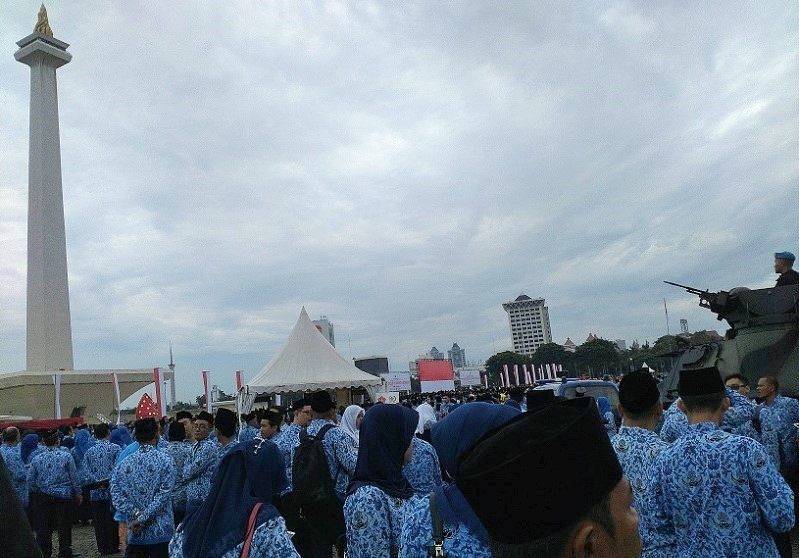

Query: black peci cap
525;389;555;410
456;397;623;544
678;366;725;397
310;390;335;413
619;370;660;414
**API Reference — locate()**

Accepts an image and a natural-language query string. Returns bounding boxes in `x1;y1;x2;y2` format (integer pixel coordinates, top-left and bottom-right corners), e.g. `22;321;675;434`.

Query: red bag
240;503;262;558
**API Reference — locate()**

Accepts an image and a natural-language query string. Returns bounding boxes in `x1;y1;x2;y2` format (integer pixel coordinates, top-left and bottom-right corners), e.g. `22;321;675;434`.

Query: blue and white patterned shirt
82;439;121;501
111;444;176;546
611;426;669;555
164;440;192;514
757;395;799;471
274;423;302;491
183;437;220;508
238;424;259;443
27;446;80;500
399;494;490;558
641;422;794;557
1;444;28;507
660;388;755;443
305;419;358;500
402;437;442;497
168;515;300;558
345;485;419;558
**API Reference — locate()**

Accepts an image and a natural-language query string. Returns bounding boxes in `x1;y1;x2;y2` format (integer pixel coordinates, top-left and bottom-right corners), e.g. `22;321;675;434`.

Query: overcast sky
1;1;797;403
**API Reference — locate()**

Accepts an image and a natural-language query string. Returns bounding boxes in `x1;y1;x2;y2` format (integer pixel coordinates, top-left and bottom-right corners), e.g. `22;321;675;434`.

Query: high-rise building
428;347;445;360
448;343;466;369
354;356;389;378
313;316;335;347
502;295;553;356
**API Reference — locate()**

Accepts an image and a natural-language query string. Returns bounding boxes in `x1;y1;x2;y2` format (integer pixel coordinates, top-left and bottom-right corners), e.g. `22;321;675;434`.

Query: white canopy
243;308;383;403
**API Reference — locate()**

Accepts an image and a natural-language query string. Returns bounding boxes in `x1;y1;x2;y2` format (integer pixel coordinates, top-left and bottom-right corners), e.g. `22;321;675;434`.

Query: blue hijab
348;403;419;500
20;434;39;464
72;430;95;465
430;402;521;543
182;438;284;558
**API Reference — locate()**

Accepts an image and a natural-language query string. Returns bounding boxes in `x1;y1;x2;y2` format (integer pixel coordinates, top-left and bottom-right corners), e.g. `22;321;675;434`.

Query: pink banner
153;368;166;417
513;365;520;386
202;370;211;412
235;370;242;391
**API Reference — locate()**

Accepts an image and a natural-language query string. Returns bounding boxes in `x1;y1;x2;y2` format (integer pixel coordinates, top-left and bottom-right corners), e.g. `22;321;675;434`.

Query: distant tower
448;343;466;369
168;342;176;410
502;295;553;356
313;316;335;347
680;319;689;334
16;6;74;371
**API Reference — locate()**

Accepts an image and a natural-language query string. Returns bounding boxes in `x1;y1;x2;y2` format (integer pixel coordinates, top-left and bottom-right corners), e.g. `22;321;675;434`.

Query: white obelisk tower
15;6;74;371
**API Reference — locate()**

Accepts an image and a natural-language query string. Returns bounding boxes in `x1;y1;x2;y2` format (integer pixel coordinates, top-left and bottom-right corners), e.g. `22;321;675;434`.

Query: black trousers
277;492;311;557
90;499;119;554
125;542;169;558
33;494;73;558
303;498;346;558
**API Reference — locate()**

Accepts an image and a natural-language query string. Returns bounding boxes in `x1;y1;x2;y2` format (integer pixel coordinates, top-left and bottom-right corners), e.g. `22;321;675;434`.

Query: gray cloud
1;1;797;402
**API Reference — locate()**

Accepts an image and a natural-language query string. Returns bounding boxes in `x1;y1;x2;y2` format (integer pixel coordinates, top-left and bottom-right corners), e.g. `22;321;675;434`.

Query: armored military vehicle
659;282;799;402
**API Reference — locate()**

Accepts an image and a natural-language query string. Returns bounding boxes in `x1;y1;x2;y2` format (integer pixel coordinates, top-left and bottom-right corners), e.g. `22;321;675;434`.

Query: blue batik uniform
27;447;80;500
183;437;220;513
164;440;192;515
399;487;491;558
345;485;420;558
641;422;794;557
661;388;754;443
238;424;259;443
611;426;668;555
306;419;357;501
274;423;302;491
111;444;176;546
169;516;300;558
402;437;442;497
757;395;799;472
83;439;121;502
218;440;239;461
1;444;29;506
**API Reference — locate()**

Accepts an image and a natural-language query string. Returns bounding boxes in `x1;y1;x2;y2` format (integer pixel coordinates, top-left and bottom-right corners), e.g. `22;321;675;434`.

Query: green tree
574;339;621;377
484;351;533;386
532;343;573;372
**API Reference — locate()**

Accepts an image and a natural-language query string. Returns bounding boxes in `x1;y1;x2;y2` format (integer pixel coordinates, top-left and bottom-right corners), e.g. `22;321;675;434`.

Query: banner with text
381;372;411;392
458;368;482;386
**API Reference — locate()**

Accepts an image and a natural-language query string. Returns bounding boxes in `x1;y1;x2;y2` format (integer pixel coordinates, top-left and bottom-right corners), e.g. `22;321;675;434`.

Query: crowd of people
2;363;799;557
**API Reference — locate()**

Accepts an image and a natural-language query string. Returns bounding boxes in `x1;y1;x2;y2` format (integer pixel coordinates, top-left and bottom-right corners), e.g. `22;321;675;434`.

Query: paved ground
61;523;799;557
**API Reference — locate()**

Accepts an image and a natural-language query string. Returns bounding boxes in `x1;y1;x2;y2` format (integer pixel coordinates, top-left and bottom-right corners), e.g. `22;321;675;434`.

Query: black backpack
292;423;337;507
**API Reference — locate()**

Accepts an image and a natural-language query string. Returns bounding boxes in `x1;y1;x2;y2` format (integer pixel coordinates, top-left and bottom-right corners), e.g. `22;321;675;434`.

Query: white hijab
415;402;438;435
341;405;364;446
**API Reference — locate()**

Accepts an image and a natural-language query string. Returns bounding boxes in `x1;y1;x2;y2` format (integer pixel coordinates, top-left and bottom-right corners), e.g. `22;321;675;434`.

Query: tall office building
448;343;466;369
502;295;553;356
428;347;445;360
313;316;335;347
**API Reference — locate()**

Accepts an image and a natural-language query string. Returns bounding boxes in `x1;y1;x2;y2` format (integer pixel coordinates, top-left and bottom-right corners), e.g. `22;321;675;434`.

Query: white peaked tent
240;308;383;411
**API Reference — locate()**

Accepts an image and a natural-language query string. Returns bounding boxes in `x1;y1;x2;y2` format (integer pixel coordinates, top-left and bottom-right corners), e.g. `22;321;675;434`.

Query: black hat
195;411;214;425
525;389;555;410
41;429;60;446
214;408;237;433
678;366;725;397
310;390;335;413
508;386;525;398
456;397;622;544
291;398;310;412
619;370;660;414
175;411;193;421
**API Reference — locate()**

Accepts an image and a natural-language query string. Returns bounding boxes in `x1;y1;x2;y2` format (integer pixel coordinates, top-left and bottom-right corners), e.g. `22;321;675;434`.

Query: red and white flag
513;365;520;386
202;370;211;412
235;370;243;392
545;364;552;379
522;364;531;385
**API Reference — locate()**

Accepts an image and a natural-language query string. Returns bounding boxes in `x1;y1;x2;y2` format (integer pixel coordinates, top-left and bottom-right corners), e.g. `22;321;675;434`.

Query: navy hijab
430;402;520;542
20;434;39;464
348;403;418;500
182;438;287;558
